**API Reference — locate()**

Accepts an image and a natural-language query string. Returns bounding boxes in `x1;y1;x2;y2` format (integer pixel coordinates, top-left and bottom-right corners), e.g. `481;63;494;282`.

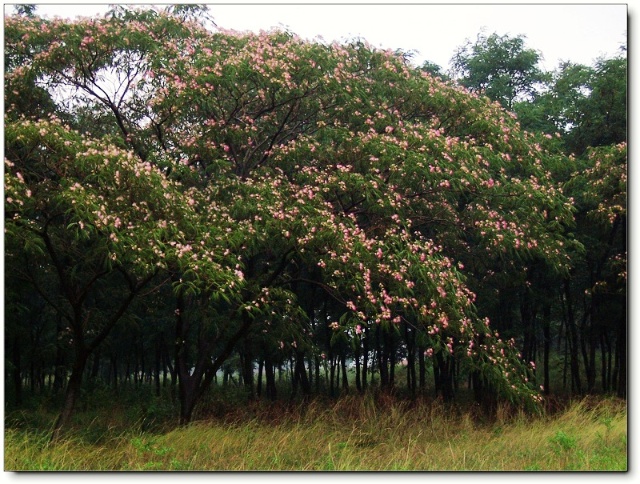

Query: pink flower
355;325;362;335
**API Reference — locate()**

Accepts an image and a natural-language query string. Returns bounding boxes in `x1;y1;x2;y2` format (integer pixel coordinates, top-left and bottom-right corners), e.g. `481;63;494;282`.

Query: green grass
4;394;627;471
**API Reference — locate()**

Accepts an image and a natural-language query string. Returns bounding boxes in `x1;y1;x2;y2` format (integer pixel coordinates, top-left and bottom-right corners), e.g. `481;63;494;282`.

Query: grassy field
4;389;627;471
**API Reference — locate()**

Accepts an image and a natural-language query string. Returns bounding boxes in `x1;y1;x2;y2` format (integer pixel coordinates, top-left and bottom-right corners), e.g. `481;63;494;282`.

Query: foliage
517;57;627;156
450;32;549;109
3;6;626;430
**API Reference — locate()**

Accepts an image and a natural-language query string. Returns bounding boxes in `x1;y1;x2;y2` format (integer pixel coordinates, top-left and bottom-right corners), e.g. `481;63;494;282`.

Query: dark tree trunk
542;305;551;396
580;307;596;393
354;339;362;394
12;335;22;406
329;353;336;397
315;356;321;393
297;351;311;395
178;377;198;425
615;311;626;398
111;355;119;390
361;329;368;391
138;341;145;387
564;279;582;394
265;357;277;401
435;353;454;401
257;359;264;397
162;338;170;388
241;343;255;399
388;331;396;388
405;324;416;396
90;350;100;382
588;316;598;393
53;314;67;394
377;325;389;388
155;337;162;397
520;286;537;365
51;348;89;442
600;331;609;392
418;346;426;389
340;351;349;392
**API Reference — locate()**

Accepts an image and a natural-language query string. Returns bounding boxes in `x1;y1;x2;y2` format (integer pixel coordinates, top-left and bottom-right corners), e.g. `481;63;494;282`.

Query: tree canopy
4;7;626;435
450;32;549;109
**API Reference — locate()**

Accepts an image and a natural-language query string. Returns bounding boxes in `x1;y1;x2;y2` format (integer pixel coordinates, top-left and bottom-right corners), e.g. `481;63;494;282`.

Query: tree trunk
542;305;551;395
265;357;277;401
520;286;537;365
615;311;626;398
361;329;369;391
340;351;349;392
53;314;67;394
296;351;311;395
354;338;362;394
90;350;100;382
155;337;162;397
315;356;321;393
564;279;582;394
435;353;454;401
418;346;426;389
600;328;611;393
257;359;264;397
388;330;396;388
377;325;389;388
51;348;89;442
241;343;255;399
12;335;22;406
329;352;336;397
178;377;198;425
405;324;416;396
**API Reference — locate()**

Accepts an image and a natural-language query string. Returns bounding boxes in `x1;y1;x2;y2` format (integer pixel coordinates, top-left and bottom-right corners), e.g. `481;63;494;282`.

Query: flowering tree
4;116;245;437
4;7;583;427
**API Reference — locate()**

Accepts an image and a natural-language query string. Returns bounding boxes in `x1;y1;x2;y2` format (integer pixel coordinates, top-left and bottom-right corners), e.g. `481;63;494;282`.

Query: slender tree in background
450;32;549;109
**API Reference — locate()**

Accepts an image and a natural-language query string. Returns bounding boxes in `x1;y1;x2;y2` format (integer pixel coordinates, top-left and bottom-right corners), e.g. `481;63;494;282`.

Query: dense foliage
4;6;626;439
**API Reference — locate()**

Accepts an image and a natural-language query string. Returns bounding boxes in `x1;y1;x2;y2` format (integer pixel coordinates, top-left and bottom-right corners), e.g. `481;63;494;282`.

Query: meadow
4;386;627;471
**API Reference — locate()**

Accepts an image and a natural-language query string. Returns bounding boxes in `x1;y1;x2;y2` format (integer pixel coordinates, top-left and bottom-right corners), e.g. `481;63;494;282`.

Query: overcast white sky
12;2;628;73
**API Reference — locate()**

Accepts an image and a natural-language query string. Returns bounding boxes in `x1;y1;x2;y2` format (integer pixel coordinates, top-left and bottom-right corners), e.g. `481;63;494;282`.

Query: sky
15;1;628;73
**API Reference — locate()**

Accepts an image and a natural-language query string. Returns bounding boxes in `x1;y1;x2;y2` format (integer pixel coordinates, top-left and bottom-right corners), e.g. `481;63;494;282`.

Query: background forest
3;5;627;468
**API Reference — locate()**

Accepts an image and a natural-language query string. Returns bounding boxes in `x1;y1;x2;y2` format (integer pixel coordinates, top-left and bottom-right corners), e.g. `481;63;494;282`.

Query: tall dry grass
4;394;626;471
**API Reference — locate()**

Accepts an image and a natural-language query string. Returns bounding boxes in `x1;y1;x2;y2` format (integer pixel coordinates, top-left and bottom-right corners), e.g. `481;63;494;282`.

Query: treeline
4;6;626;440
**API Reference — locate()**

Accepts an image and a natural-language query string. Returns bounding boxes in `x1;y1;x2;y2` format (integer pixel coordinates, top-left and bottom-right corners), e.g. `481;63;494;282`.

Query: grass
4;392;627;471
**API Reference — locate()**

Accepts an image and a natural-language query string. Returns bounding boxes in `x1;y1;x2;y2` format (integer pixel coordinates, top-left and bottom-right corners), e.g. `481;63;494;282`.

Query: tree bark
564;279;582;394
12;335;22;406
51;347;89;442
542;304;551;395
615;310;626;398
361;329;369;391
